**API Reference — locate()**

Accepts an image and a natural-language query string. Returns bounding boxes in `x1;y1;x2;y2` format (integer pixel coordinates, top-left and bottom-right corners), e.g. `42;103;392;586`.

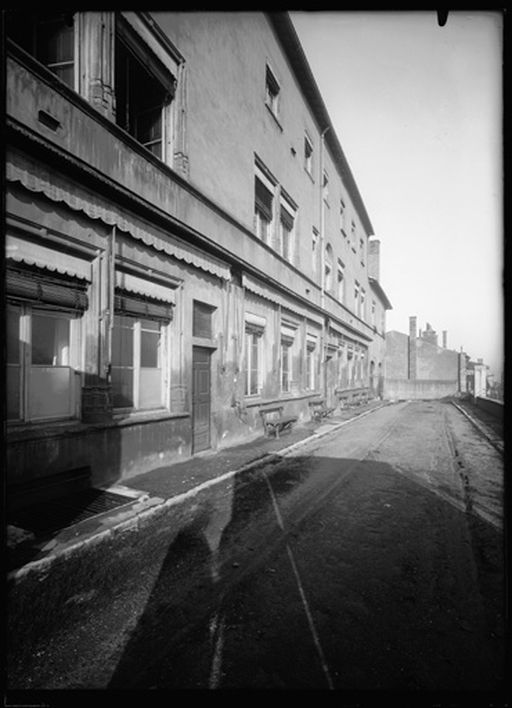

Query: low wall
384;379;458;400
474;396;504;420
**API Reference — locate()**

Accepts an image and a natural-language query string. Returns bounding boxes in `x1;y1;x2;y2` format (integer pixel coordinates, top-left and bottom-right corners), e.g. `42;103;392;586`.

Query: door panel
192;347;211;453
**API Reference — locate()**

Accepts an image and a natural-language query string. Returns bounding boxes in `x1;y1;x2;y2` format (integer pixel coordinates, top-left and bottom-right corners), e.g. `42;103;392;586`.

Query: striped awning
242;273;323;327
6;148;231;282
6;234;92;281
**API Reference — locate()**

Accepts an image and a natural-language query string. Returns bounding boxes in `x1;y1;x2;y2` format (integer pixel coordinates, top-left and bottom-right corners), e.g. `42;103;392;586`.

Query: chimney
442;331;447;349
408;316;417;380
368;239;380;281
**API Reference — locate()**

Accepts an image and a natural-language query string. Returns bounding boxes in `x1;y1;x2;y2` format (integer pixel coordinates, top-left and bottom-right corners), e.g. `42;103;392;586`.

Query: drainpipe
319;125;330;400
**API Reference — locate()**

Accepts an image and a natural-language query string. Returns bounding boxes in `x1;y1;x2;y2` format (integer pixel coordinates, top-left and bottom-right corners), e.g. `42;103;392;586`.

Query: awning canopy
6;148;231;282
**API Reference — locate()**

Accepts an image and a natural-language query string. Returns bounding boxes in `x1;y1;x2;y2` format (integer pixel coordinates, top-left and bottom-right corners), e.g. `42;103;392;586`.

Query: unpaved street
7;401;505;692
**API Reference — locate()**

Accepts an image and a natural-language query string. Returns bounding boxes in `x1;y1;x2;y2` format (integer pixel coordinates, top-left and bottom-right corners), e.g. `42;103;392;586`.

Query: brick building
5;11;391;501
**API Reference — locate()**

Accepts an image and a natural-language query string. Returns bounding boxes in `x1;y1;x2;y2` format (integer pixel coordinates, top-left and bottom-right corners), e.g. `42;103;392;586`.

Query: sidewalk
7;400;387;578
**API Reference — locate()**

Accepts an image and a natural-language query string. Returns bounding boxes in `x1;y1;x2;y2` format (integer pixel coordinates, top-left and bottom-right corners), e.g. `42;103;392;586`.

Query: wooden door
192;347;211;453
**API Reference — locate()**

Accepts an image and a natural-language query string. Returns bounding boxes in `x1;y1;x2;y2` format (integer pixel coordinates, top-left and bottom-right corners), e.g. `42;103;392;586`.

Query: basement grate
8;489;137;537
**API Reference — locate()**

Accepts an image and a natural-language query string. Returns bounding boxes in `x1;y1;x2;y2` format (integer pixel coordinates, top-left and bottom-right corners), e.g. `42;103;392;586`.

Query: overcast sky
290;10;503;379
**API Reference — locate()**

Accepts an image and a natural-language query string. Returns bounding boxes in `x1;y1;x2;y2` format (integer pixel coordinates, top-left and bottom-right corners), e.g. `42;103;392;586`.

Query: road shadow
105;455;506;692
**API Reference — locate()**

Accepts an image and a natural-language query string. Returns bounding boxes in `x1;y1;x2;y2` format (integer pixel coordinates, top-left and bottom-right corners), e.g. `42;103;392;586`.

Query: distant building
5;11;391;504
385;316;467;400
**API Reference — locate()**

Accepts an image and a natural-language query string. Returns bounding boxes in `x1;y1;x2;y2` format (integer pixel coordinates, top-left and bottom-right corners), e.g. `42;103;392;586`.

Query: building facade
5;11;391;498
385;316;468;400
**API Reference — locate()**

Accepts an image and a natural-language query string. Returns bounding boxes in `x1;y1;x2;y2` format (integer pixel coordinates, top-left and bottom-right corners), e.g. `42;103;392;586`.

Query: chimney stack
442;330;447;349
408;316;417;380
368;239;380;281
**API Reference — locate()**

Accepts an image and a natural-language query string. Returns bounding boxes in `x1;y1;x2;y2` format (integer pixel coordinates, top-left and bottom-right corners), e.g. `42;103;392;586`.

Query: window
340;199;346;236
6;265;87;422
323;171;329;203
324;243;333;292
7;12;77;89
244;314;265;396
304;134;313;175
254;170;275;245
193;300;214;339
115;18;176;160
337;262;345;303
279;199;296;263
371;300;376;328
7;306;81;422
112;283;173;411
350;220;356;250
281;342;291;392
312;228;319;273
280;322;296;393
112;315;166;410
360;288;366;321
360;238;365;265
354;283;360;317
306;335;318;390
265;64;280;117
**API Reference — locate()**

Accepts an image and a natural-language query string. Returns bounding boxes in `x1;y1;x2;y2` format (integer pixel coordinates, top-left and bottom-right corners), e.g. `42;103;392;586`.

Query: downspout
319;126;330;399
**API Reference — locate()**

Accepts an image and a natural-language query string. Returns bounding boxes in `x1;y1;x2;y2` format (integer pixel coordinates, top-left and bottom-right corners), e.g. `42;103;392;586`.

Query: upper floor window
340;199;346;236
371;300;376;328
304;134;313;176
254;164;276;245
115;18;176;160
354;282;360;317
360;237;366;265
325;243;333;292
337;261;345;303
360;288;366;321
312;228;319;273
323;171;329;203
350;220;357;250
265;64;280;118
6;11;77;90
279;197;296;264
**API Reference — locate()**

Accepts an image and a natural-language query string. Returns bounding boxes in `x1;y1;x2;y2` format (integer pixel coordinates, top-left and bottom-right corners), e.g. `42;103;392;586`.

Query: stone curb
450;401;504;455
8;402;389;584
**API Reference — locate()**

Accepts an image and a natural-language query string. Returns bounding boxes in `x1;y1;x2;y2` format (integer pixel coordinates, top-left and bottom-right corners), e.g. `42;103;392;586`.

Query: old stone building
5;11;391;499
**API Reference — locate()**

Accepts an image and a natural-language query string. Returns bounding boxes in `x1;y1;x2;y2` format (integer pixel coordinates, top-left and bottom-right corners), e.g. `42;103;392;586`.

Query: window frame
111;312;169;413
115;16;176;163
304;134;313;176
265;63;280;118
7;302;82;423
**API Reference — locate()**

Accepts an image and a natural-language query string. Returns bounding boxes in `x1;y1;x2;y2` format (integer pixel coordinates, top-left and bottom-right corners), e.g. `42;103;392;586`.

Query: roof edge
266;12;374;236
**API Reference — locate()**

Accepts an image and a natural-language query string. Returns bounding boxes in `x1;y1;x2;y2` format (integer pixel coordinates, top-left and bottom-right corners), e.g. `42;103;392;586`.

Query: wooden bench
260;406;298;438
335;387;371;408
309;398;336;421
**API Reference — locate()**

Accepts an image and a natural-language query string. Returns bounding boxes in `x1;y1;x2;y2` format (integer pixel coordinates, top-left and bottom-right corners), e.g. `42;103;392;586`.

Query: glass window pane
112;368;134;408
139;369;162;409
112;318;134;367
141;330;159;368
32;313;70;366
7;307;20;364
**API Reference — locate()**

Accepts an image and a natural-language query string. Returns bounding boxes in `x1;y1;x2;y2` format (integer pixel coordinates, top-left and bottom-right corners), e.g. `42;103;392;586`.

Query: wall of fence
474;396;504;420
384;379;458;400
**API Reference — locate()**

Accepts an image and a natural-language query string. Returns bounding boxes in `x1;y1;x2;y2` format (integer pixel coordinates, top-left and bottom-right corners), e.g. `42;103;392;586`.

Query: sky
290;11;503;380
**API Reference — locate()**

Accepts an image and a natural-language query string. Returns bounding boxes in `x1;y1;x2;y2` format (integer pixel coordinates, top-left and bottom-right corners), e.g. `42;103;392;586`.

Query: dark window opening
193;301;215;339
6;11;76;89
115;25;175;158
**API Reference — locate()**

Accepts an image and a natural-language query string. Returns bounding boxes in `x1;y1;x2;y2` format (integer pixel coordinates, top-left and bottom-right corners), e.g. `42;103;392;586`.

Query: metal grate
9;489;136;537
